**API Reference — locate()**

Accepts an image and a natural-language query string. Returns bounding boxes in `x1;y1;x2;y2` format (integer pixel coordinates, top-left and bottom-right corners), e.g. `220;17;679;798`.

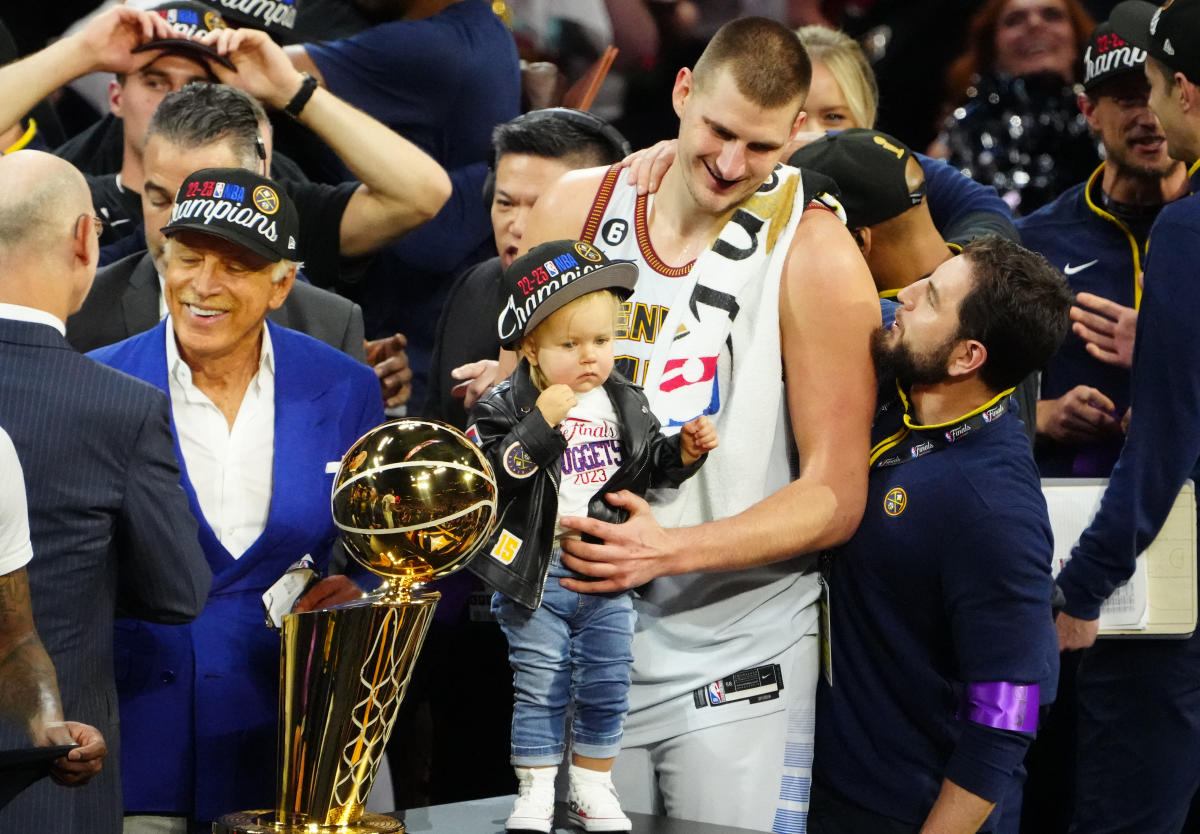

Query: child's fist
680;415;718;464
535;384;577;427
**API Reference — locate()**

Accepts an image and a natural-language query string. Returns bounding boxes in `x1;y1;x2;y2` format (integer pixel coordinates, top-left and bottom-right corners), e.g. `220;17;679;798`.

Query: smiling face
672;66;804;216
164;229;293;369
873;256;975;387
993;0;1078;81
521;291;618;394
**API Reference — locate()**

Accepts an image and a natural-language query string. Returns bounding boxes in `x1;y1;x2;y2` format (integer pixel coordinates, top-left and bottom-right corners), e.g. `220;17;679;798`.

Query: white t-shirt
0;426;34;576
554;386;621;539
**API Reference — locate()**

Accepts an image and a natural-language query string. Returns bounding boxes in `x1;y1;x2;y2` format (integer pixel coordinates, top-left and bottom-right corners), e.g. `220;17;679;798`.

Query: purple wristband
960;682;1040;733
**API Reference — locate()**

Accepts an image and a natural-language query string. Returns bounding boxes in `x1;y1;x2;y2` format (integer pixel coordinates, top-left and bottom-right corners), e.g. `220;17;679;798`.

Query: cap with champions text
497;239;638;349
788;128;925;229
162;168;300;263
128;0;236;72
1082;21;1149;91
1110;0;1200;83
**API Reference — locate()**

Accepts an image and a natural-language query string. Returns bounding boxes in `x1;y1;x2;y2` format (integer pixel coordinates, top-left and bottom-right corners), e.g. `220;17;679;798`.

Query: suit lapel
122;255;163;336
228;323;331;579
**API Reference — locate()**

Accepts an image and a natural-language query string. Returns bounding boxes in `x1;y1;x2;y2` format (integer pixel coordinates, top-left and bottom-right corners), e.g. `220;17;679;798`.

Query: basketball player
513;16;879;832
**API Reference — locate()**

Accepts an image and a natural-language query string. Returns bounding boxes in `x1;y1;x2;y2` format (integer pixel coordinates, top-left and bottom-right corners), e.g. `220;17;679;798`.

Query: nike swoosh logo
1063;260;1098;275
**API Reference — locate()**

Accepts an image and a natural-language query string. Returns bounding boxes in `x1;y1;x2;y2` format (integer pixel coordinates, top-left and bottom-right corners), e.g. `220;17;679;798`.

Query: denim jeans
492;549;636;766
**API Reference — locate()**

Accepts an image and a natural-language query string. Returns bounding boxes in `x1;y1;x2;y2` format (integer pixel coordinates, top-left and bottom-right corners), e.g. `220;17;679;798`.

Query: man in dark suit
0;150;210;833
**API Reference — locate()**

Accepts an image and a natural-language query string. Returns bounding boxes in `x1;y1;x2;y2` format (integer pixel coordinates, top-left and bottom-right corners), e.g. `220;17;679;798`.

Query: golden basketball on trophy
215;419;497;834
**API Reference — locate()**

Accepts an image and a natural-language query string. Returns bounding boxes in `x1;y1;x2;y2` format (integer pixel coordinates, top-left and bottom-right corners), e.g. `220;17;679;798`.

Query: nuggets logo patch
574;241;603;262
491;529;523;564
884;487;907;516
252;185;279;214
503;442;536;478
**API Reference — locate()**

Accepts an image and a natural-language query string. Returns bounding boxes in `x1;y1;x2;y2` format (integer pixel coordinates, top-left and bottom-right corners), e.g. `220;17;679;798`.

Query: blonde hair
521;289;622;392
796;26;879;129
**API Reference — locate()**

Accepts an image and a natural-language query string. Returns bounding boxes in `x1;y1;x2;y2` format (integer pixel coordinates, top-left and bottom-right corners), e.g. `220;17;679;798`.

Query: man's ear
672;67;694;120
109;78;124;118
948;338;987;378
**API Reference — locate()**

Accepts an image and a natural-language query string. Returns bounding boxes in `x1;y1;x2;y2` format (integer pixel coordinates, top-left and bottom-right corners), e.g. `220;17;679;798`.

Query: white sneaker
566;766;631;832
506;766;556;833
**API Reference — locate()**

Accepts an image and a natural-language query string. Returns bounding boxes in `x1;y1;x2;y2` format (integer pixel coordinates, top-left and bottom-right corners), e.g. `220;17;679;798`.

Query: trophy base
212;810;403;833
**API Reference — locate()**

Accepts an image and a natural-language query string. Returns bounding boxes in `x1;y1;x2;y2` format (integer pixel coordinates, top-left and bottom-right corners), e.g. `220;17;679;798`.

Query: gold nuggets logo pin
253;185;279;214
883;487;907;516
574;241;603;262
204;11;224;30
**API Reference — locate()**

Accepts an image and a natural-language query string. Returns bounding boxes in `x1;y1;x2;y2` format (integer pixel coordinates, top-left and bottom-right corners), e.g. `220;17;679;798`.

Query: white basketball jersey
578;165;824;744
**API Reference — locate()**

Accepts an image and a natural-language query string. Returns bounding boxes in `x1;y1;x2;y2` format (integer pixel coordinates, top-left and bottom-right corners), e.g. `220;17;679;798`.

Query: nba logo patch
465;424;480;444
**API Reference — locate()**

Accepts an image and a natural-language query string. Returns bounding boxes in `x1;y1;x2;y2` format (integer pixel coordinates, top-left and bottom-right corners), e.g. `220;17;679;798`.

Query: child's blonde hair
520;289;622;391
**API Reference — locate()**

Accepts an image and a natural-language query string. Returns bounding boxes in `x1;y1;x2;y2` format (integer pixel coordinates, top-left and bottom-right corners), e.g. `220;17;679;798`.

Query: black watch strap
284;73;318;119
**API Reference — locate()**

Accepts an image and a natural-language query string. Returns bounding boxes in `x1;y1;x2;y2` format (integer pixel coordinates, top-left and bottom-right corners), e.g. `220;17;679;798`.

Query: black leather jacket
467;361;703;609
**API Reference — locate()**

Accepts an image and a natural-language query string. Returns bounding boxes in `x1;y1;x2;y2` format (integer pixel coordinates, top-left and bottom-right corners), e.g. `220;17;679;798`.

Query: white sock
569;764;614;786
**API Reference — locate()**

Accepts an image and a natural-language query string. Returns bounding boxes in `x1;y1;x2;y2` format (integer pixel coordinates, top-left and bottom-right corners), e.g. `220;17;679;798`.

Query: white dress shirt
166;320;275;559
0;302;66;335
0;426;33;576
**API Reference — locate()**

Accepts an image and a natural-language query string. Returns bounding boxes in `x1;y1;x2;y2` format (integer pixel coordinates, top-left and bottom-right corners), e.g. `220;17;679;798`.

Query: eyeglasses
75;213;106;240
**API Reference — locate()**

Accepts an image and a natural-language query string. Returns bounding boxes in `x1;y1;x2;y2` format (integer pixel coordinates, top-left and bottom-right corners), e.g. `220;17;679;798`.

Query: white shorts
612;634;818;832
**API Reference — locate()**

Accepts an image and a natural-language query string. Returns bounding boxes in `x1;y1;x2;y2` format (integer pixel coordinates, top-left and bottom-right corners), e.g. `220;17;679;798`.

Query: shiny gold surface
332;419;498;586
212;809;403;833
217;420;496;833
272;593;437;828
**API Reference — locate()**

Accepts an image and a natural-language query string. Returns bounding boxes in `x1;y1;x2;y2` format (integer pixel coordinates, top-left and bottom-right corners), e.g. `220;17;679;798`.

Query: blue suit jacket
89;319;385;822
0;318;209;834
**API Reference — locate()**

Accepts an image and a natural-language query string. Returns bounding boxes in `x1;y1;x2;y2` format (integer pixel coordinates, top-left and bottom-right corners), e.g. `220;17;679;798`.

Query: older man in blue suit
90;167;385;831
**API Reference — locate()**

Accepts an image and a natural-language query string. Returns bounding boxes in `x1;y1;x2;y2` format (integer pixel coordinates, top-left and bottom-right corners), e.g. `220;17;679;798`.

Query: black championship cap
129;1;236;72
788;128;924;228
162;168;300;262
1083;22;1149;90
1110;0;1200;83
497;239;638;349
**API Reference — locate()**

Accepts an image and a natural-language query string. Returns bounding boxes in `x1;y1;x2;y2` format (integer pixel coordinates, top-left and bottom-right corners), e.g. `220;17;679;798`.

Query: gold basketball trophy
215;420;497;833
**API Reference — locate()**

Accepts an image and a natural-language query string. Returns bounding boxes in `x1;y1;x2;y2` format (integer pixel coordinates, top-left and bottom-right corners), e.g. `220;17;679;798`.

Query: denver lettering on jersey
619;302;669;343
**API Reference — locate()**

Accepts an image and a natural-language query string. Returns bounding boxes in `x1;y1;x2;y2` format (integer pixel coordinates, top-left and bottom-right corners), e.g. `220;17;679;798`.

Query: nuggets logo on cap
253;186;280;215
574;241;603;262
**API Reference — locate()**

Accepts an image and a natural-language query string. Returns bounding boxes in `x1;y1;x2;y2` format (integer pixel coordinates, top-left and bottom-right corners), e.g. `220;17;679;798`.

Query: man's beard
870;327;956;388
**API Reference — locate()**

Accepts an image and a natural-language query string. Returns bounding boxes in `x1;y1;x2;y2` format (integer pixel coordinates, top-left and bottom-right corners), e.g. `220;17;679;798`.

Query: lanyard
868;381;1014;469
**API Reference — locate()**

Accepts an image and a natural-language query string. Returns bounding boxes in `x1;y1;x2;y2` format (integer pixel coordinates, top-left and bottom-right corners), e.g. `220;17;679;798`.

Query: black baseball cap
1082;22;1149;91
1110;0;1200;83
788;128;925;228
497;239;638;349
162;168;300;262
129;1;236;72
